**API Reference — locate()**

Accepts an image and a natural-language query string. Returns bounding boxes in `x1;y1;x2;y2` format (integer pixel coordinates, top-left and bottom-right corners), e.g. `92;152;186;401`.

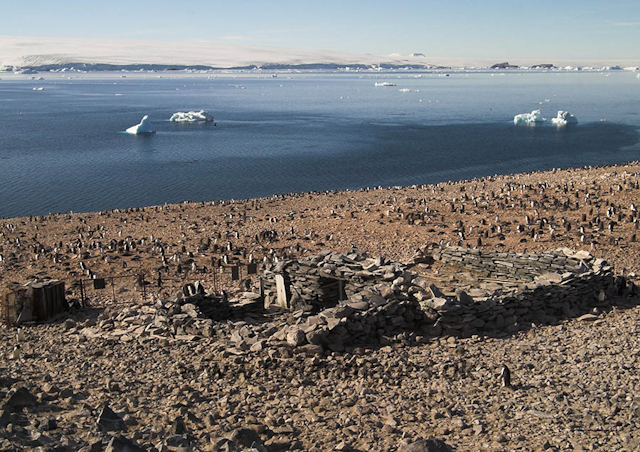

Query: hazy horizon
3;1;640;68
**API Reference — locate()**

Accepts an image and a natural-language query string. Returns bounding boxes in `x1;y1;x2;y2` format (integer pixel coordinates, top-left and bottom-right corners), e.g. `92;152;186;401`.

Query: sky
4;0;640;63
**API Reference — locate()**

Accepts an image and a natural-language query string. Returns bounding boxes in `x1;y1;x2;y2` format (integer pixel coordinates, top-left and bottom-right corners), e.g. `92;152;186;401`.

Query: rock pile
67;246;632;353
258;246;632;349
433;246;591;282
77;291;263;342
261;247;409;309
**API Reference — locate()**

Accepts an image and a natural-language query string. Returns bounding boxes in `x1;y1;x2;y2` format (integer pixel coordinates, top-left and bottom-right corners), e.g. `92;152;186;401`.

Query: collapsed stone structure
76;245;630;353
257;246;628;351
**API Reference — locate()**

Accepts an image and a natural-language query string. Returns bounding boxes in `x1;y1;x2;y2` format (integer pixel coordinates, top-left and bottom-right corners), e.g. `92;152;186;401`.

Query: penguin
500;364;511;388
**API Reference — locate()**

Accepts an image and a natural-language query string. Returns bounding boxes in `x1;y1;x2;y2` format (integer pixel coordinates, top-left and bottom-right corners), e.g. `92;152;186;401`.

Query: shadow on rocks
398;438;454;452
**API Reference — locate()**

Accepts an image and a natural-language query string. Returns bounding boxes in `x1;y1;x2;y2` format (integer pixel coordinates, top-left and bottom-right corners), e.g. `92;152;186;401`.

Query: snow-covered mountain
0;36;438;70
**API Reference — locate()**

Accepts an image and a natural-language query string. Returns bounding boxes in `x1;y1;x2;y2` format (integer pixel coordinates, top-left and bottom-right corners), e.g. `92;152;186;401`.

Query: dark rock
165;435;190;448
6;387;37;410
104;435;146;452
455;290;474;305
490;62;518;69
227;428;268;451
428;284;445;298
0;409;13;428
306;329;327;345
37;416;58;431
89;439;103;452
96;404;127;432
170;416;187;435
398;439;453;452
286;328;307;347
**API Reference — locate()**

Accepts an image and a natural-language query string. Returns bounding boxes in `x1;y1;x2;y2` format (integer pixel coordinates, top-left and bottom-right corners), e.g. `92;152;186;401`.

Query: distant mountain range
0;36;636;71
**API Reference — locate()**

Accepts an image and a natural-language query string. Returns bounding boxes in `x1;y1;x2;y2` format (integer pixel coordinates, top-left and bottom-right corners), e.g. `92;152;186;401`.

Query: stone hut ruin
66;246;633;353
255;246;628;351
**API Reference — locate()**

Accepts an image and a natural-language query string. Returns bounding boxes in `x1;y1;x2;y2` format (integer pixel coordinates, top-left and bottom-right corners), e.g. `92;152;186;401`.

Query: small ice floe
375;82;396;87
169;110;214;123
551;111;578;127
399;88;412;92
125;115;156;134
32;87;44;91
513;110;545;125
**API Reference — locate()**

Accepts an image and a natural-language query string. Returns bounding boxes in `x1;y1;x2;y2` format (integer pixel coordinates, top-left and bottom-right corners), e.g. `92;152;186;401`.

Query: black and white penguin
500;364;511;388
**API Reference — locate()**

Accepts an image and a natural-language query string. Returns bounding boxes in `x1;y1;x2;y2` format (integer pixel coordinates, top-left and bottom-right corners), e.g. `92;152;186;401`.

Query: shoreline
4;159;640;221
2;161;640;290
2;161;640;450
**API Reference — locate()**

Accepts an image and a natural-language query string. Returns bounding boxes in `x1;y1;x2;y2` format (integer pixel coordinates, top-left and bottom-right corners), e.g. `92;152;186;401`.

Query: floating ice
551;110;578;127
375;82;396;87
169;110;214;123
125;115;156;134
513;110;545;125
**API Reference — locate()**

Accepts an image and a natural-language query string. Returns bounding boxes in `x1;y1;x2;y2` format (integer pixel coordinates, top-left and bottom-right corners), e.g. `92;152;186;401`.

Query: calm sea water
0;70;639;218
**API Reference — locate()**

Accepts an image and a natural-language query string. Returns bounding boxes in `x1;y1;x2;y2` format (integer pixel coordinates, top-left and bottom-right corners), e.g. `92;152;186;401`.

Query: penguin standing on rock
500;364;511;388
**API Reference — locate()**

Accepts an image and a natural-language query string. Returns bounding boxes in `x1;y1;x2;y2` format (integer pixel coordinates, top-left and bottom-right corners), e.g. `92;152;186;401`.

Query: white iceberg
169;110;214;123
513;109;545;125
551;110;578;127
375;82;396;87
125;115;156;134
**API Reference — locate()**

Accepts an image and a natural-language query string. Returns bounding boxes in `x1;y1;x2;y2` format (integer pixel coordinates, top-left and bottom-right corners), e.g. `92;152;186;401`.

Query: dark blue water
0;71;639;217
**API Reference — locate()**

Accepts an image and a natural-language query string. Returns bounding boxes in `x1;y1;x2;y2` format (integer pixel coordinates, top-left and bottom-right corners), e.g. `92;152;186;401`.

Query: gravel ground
2;162;640;451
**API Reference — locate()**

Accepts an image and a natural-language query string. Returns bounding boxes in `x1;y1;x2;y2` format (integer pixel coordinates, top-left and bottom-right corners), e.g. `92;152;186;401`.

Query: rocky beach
3;162;640;451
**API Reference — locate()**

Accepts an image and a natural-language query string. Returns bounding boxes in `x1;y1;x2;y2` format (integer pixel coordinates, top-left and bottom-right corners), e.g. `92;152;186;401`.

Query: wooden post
275;274;289;309
80;280;85;307
111;277;117;303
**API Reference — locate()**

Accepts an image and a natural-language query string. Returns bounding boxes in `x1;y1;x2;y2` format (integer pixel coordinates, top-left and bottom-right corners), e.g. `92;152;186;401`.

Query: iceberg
551;110;578;127
513;110;545;125
169;110;214;123
375;82;396;87
125;115;156;134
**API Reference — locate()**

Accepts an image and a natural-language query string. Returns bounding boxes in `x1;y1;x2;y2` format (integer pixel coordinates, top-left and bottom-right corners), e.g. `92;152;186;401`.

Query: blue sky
5;0;640;61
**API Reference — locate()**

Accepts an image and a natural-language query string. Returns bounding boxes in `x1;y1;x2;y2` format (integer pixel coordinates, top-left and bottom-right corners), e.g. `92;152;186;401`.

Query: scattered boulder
104;435;146;452
398;439;453;452
96;404;127;432
5;387;37;411
227;428;268;452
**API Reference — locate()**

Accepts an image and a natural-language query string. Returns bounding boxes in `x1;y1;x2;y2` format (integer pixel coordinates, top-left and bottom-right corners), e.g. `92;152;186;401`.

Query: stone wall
259;246;628;350
433;246;591;282
261;248;407;310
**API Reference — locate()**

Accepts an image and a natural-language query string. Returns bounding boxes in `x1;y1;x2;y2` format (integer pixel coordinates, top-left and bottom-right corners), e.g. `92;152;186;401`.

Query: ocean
0;70;639;218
